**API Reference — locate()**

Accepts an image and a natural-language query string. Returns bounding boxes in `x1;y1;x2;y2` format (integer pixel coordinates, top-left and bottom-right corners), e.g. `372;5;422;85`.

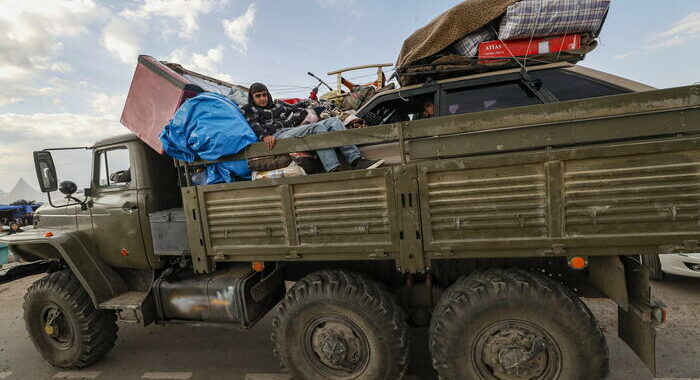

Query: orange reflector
568;256;588;270
252;261;265;272
120;248;129;257
44;232;54;238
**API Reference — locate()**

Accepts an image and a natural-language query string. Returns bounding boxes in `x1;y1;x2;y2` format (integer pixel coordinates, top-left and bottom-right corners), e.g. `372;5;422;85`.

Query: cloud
92;94;127;116
658;13;700;38
168;45;233;81
223;3;257;52
312;0;361;17
614;13;700;60
0;96;23;107
0;0;105;81
103;0;228;64
102;17;146;65
120;0;223;38
0;112;126;189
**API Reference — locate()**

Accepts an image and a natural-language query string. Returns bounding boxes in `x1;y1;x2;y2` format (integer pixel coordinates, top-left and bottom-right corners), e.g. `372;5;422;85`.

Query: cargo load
396;0;610;85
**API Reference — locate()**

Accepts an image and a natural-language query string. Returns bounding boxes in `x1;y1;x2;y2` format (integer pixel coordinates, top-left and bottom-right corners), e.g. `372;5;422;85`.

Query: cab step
99;291;150;323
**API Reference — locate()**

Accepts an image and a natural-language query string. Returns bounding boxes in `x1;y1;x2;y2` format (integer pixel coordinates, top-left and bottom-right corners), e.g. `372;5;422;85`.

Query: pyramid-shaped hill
3;177;46;204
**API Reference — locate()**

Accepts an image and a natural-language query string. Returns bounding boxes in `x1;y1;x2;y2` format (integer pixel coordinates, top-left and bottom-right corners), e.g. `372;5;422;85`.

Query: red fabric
279;98;304;104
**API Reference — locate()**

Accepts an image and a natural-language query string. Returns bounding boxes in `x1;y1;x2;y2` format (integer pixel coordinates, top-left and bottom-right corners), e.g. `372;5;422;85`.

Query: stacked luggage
396;0;611;85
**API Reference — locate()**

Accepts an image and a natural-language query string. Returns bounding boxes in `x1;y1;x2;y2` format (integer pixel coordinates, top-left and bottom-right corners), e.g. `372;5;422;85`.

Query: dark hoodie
241;83;308;140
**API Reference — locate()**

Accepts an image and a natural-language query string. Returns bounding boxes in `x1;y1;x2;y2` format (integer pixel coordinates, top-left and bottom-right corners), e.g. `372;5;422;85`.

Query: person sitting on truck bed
242;82;383;172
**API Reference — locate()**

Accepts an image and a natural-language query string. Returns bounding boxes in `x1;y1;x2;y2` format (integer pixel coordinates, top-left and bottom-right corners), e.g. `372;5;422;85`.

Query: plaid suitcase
499;0;611;40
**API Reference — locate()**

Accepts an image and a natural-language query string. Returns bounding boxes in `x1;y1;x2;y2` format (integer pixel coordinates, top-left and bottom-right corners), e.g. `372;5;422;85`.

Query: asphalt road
0;274;698;380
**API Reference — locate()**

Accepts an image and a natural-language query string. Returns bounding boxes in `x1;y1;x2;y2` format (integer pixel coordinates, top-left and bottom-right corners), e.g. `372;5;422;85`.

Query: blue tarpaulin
159;92;258;184
0;204;41;221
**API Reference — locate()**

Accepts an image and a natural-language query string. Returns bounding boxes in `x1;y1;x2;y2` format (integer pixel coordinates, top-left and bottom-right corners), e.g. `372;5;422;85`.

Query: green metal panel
393;165;425;273
408;107;700;160
417;136;700;261
193;85;698;164
198;168;400;262
563;150;700;237
0;230;127;306
182;187;212;273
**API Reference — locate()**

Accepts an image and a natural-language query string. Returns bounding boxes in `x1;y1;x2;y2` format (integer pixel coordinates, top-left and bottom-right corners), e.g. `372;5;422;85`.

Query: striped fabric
499;0;611;40
453;25;497;58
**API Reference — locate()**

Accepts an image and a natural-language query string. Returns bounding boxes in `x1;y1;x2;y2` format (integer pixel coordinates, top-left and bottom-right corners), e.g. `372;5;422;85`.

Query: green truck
1;58;699;380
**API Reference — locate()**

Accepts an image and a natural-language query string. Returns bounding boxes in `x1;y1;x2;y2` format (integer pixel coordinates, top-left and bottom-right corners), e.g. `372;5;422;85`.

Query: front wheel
272;270;409;380
430;268;609;380
23;270;118;368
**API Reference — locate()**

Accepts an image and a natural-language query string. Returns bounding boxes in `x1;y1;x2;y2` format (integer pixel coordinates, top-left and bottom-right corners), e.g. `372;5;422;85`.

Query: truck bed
180;85;700;273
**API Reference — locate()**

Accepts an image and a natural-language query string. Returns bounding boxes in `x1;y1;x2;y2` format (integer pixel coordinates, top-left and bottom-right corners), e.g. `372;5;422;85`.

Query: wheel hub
321;336;348;365
304;316;370;377
40;304;73;350
474;321;561;380
44;323;57;336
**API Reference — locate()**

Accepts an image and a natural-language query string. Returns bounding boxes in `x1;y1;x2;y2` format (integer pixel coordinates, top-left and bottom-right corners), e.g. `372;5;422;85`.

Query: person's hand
263;135;276;150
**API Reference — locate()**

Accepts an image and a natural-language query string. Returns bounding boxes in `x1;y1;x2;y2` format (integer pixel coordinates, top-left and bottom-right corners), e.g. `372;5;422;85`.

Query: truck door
89;145;149;268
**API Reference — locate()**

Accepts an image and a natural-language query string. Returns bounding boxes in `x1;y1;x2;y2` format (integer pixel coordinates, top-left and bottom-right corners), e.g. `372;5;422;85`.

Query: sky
0;0;698;193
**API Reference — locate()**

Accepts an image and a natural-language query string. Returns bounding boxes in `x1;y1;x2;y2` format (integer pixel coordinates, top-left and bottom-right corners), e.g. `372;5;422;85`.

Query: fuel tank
155;264;284;329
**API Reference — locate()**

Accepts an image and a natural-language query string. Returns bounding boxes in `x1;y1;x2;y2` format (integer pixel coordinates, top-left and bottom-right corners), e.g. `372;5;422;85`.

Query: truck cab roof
93;133;140;148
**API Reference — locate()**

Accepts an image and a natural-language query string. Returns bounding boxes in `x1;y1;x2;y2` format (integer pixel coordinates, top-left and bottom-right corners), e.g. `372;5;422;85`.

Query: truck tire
430;268;609;380
271;270;409;380
23;270;118;368
642;254;664;281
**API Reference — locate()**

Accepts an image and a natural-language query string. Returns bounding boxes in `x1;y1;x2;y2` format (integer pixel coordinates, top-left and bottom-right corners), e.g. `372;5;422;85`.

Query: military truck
2;58;699;380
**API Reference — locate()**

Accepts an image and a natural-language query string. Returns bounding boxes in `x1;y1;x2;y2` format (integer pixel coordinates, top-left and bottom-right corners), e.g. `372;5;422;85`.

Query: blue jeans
273;117;361;172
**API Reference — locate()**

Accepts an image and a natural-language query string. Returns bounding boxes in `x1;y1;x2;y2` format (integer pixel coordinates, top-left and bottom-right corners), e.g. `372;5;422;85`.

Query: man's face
252;91;269;107
424;102;434;117
10;224;18;231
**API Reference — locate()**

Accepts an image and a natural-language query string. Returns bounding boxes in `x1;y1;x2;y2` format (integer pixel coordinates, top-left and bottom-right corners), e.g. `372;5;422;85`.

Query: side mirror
59;181;78;196
33;151;58;193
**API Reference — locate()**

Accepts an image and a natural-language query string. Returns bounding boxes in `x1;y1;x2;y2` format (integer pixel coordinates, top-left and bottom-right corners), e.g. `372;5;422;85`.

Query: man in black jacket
241;83;382;172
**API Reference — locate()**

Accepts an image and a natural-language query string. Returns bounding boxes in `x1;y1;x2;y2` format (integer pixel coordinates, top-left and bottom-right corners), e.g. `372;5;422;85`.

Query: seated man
241;83;383;172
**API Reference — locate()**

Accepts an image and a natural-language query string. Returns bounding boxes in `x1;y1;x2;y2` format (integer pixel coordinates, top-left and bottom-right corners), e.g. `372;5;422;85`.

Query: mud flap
0;260;52;285
590;256;658;375
618;256;657;375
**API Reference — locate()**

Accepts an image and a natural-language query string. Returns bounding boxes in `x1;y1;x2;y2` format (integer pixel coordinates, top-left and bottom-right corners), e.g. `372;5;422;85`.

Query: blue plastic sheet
159;92;258;184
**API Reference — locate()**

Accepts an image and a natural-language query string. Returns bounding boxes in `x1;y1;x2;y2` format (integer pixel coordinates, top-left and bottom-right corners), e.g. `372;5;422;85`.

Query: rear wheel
642;254;664;281
23;270;118;368
430;268;609;380
272;270;409;380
